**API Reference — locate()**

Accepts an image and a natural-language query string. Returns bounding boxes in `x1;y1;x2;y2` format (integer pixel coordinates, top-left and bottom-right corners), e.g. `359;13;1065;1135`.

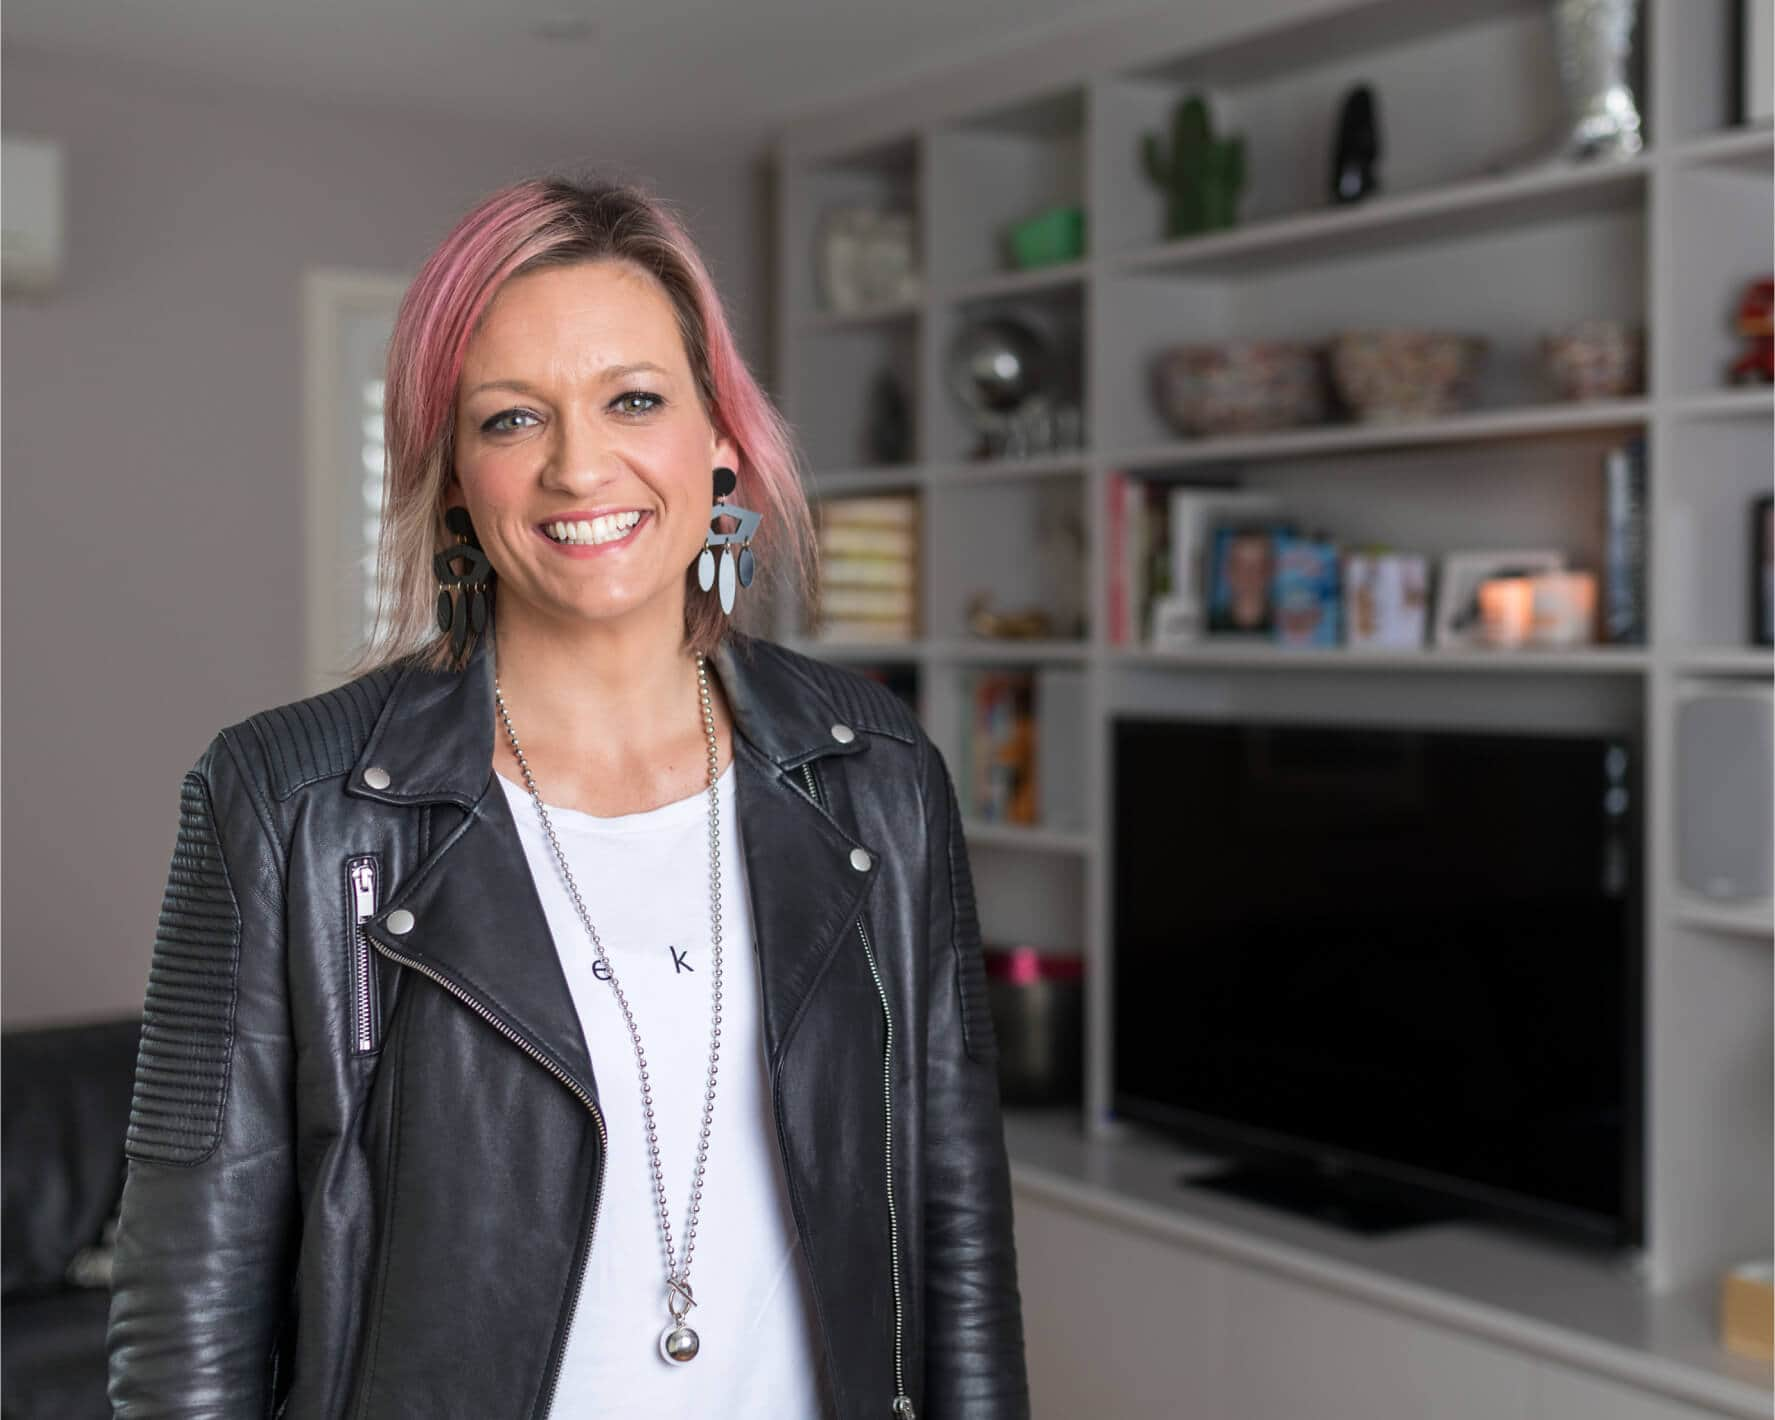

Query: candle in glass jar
1478;577;1533;648
1528;571;1597;647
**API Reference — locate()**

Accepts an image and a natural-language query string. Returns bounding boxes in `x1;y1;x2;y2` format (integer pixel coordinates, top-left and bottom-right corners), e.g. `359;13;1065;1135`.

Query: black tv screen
1112;716;1643;1248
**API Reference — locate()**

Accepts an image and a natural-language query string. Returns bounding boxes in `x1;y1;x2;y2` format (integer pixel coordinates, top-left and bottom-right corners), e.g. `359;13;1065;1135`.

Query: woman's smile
536;508;653;556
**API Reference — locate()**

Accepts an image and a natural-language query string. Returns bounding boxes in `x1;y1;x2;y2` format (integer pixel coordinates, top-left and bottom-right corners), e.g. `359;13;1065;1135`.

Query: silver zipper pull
892;1397;916;1419
350;860;377;922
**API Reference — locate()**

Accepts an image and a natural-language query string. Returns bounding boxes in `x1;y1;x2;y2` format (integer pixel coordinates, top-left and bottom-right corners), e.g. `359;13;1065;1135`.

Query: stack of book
812;494;919;642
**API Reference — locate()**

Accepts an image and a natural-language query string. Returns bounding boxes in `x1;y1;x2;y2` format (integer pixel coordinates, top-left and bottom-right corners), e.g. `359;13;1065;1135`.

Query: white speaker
1676;685;1773;903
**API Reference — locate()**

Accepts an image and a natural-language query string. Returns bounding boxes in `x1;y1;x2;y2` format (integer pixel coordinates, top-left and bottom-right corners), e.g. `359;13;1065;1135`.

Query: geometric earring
697;465;763;616
433;505;492;663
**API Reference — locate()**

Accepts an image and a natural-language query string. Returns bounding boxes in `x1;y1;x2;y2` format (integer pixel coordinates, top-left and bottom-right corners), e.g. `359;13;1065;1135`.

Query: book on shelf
1274;535;1341;647
811;492;920;642
1105;473;1183;645
959;666;1087;831
964;669;1037;826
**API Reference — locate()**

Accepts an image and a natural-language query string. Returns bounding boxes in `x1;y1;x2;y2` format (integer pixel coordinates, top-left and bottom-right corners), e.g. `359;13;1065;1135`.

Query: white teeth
548;511;642;545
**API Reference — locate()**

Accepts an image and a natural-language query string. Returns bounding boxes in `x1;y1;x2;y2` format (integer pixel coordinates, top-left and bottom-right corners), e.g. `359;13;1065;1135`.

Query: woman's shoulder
733;632;924;748
204;656;413;804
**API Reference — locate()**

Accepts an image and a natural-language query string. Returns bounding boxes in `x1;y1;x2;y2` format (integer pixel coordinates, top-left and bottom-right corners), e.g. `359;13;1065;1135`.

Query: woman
106;177;1030;1419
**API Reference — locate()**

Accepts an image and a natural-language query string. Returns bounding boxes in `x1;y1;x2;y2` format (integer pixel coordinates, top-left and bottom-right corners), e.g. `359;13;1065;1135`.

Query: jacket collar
347;627;865;813
349;627;883;1106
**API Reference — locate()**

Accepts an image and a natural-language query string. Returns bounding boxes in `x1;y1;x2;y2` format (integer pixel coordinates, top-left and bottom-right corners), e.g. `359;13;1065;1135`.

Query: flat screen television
1112;716;1643;1249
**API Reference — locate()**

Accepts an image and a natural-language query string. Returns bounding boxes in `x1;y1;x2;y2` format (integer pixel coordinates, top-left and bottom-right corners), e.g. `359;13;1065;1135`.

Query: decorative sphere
946;317;1050;418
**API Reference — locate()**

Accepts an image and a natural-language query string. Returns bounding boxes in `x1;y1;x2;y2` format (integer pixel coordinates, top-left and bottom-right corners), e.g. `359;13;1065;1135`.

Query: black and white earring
434;505;492;664
697;465;762;615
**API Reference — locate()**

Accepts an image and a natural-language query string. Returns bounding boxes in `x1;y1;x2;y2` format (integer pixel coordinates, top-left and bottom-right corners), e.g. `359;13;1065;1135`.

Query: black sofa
3;1016;141;1420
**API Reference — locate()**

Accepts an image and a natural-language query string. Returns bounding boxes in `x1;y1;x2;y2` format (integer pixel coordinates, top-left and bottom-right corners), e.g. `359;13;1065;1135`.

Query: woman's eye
613;390;663;417
482;408;539;434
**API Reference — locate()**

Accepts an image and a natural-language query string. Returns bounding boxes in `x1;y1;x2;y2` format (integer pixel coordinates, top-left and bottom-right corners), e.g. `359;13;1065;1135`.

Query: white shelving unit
774;2;1772;1414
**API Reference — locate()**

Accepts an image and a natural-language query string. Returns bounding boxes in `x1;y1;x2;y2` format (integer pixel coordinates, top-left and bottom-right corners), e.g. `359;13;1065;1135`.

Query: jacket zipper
348;857;381;1054
800;762;915;1420
364;932;607;1418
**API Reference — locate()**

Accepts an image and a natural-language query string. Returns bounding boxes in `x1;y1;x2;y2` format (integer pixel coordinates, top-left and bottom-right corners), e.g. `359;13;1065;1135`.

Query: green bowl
1007;205;1086;270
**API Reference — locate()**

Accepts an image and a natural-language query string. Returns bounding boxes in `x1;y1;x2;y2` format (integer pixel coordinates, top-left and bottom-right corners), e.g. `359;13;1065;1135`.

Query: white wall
1;46;776;1026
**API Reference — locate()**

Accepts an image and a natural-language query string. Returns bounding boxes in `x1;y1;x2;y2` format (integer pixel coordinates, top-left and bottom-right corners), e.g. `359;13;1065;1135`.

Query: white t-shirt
497;762;831;1419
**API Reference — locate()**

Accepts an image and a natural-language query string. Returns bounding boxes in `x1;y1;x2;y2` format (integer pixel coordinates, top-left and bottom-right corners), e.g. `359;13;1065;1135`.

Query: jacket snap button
830;723;855;744
385;909;415;935
849;847;871;872
363;766;392;790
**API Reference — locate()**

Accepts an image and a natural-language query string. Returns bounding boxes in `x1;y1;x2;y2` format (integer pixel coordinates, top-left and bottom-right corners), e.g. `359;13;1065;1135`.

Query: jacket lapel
347;630;883;1101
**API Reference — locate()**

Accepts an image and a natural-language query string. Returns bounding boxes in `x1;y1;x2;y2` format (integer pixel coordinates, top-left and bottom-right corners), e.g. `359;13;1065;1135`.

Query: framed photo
1207;522;1290;635
1754;494;1773;646
1345;551;1429;650
1434;549;1564;649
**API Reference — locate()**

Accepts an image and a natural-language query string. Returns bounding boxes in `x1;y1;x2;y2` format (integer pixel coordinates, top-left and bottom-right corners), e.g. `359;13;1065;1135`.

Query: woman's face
447;259;737;640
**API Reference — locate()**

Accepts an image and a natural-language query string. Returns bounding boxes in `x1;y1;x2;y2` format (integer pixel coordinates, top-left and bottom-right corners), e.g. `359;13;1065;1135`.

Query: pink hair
352;176;815;675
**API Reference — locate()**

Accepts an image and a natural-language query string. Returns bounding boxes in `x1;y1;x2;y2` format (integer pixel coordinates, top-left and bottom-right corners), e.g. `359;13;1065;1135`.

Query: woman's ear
713;431;741;481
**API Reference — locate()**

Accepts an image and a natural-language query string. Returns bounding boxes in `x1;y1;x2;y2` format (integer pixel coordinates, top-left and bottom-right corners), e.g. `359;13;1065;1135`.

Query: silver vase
1553;0;1644;160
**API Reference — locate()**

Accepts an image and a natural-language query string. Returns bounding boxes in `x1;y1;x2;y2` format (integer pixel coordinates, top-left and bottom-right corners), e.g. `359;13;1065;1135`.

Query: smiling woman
104;173;1031;1420
448;260;746;647
363;179;817;673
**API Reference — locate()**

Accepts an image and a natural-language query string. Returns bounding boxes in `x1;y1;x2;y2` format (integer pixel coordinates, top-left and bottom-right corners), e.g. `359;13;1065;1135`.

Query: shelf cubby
1660;159;1774;399
788;320;920;471
1656;412;1773;646
926;280;1085;466
924;475;1088;644
926;86;1086;294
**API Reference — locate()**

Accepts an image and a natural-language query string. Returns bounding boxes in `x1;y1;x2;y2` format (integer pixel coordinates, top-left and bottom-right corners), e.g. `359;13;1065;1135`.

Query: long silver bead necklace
493;651;725;1366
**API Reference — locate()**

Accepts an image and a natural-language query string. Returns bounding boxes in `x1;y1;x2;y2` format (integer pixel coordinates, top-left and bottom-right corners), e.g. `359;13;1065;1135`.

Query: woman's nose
539;403;620;492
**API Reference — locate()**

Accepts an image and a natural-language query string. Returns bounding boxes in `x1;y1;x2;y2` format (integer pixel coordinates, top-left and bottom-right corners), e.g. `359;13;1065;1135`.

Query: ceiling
3;0;1154;156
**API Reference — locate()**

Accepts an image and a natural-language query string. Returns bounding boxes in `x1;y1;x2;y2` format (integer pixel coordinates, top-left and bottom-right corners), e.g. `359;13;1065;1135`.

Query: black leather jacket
106;629;1030;1419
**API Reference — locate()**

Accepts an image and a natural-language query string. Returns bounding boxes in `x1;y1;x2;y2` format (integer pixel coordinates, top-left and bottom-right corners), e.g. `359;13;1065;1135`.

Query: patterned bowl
1152;341;1328;437
1328;329;1487;422
1542;321;1644;401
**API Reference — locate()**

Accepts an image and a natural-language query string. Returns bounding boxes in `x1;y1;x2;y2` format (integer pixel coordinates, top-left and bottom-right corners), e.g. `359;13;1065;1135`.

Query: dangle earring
434;505;492;666
696;465;763;615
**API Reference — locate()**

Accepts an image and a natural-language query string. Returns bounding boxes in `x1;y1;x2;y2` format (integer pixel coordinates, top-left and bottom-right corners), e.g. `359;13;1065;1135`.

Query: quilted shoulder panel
237;664;403;800
762;641;921;743
125;770;241;1166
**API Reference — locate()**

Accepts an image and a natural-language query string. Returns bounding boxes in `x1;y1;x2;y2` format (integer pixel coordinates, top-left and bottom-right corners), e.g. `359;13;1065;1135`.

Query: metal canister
982;945;1084;1107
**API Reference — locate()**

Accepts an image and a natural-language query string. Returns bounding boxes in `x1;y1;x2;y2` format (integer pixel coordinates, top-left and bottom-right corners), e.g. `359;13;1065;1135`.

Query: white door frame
302;268;408;696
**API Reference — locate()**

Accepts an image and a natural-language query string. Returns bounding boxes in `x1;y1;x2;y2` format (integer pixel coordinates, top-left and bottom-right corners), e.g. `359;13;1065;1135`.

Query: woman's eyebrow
465;362;670;400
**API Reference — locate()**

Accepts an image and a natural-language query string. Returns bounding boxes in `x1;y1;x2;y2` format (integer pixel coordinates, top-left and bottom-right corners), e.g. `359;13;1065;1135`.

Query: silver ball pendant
660;1323;700;1363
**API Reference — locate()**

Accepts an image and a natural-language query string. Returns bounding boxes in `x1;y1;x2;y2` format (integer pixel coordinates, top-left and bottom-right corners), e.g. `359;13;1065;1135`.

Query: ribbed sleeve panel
125;770;242;1166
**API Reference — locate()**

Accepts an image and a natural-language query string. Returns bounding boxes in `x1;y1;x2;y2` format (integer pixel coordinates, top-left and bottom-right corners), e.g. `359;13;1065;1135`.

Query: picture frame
1345;551;1430;650
1754;494;1773;647
1434;549;1564;649
1207;521;1291;635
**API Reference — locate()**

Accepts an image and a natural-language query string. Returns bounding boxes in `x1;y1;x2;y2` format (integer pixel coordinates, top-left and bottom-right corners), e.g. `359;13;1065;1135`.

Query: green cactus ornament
1141;94;1247;238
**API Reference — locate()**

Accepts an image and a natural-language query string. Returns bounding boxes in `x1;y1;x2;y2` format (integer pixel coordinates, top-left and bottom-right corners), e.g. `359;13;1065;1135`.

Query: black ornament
713;466;737;498
1331;84;1381;205
865;370;911;465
